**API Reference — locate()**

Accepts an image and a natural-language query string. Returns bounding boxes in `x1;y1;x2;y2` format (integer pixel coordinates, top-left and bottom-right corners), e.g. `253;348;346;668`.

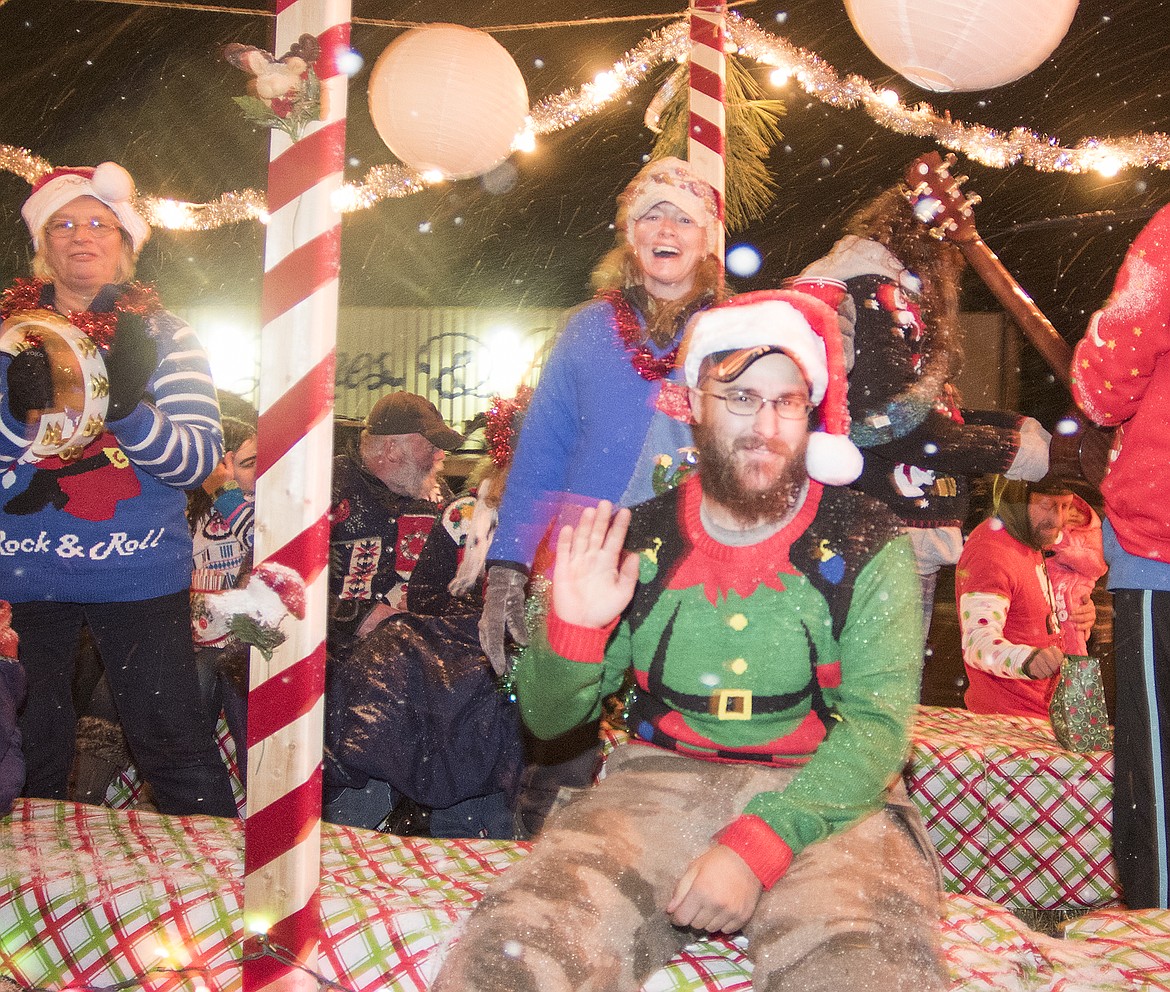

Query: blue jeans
13;593;238;817
323;779;515;839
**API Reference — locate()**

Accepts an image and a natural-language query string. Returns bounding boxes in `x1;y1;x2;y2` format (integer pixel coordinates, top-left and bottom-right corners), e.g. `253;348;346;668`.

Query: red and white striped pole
242;0;349;987
688;0;727;262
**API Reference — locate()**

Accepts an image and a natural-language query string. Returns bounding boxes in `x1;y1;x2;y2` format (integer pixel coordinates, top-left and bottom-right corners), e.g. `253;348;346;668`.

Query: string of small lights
2;11;1168;233
2;934;362;992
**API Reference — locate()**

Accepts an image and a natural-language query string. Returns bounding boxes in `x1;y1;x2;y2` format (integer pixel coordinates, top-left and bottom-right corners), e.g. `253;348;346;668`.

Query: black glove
4;468;68;515
5;346;52;423
478;564;530;677
103;315;157;422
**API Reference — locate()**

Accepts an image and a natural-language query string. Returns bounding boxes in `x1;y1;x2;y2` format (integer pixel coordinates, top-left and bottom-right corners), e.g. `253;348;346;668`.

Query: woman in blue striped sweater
0;162;237;816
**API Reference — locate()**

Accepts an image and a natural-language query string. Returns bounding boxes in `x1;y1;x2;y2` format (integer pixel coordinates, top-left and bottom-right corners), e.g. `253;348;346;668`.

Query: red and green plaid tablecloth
110;705;1119;913
3;798;1167;992
906;706;1118;911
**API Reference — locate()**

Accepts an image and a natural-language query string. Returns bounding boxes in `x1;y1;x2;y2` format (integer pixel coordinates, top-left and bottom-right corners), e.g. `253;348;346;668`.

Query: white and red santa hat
682;288;863;486
21;162;151;253
619;156;722;257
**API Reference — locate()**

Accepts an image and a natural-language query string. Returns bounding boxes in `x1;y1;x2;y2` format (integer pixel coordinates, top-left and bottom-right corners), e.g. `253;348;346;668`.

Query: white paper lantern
368;24;529;180
844;0;1080;92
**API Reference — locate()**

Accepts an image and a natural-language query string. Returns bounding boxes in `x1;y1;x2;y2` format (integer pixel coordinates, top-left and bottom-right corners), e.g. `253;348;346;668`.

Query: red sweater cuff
546;608;618;663
716;814;794;890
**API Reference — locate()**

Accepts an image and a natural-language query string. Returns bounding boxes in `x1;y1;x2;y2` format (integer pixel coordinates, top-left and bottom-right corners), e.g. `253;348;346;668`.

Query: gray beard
379;460;438;501
693;421;808;528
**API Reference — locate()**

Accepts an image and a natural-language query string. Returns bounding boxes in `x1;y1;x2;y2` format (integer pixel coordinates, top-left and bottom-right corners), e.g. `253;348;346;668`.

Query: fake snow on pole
241;0;349;987
688;0;727;262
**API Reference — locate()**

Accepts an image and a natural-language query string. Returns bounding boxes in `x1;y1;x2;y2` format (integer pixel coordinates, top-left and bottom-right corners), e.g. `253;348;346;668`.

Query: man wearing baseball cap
324;394;525;840
328;391;464;646
434;290;945;992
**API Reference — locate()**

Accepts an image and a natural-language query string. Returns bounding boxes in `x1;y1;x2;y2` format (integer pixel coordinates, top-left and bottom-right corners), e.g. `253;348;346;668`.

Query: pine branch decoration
649;56;785;231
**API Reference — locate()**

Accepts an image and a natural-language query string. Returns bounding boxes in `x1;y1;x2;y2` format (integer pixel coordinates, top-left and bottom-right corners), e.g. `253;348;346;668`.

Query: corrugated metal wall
179;305;1018;436
335;306;565;430
179;305;567;432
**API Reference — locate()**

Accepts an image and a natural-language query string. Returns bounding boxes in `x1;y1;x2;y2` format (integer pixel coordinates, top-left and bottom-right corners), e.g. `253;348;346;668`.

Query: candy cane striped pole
688;0;727;262
242;0;349;988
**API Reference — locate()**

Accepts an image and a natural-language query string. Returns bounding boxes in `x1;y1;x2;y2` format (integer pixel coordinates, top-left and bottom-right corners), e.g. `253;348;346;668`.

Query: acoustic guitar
902;151;1111;488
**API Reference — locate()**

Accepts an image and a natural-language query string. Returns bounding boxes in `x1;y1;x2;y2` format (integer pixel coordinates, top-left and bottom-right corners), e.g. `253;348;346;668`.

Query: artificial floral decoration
191;562;307;662
649;54;785;231
224;34;322;141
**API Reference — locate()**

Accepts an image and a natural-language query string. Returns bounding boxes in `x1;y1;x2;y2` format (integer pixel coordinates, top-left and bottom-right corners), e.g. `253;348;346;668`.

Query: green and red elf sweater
515;474;924;888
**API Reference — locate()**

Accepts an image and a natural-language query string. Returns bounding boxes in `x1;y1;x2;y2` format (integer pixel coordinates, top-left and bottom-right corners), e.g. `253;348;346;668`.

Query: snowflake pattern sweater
515;476;924;887
1072;200;1170;565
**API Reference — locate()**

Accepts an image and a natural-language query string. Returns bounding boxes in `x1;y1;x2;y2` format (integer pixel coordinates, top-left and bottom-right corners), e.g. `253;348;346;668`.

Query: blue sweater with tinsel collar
487;296;696;573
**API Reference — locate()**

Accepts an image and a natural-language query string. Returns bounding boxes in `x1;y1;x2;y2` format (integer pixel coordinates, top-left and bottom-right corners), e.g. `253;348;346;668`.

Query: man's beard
694;420;808;527
397;458;440;500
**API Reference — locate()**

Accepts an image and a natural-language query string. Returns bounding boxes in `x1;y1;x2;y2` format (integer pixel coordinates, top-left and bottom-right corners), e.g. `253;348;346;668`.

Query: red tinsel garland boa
600;289;680;382
0;278;162;350
484;385;533;470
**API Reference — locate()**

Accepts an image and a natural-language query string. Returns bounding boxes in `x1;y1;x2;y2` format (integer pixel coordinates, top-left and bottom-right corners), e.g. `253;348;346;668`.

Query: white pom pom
90;162;135;204
806;432;864;486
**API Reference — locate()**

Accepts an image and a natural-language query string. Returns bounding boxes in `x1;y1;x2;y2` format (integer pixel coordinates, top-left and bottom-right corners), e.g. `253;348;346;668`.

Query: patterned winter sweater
515;475;924;887
1072;200;1170;566
0;282;222;603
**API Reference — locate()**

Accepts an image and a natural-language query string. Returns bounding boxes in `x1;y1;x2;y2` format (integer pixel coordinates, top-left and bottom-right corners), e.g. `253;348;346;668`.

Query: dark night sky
1;0;1169;417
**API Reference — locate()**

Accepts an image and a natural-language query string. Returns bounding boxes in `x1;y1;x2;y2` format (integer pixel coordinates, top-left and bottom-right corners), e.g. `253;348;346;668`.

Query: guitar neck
956;234;1072;388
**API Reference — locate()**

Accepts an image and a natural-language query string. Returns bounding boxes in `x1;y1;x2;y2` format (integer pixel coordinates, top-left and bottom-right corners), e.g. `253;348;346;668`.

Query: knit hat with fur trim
22;163;151;253
620;157;721;257
682;288;863;486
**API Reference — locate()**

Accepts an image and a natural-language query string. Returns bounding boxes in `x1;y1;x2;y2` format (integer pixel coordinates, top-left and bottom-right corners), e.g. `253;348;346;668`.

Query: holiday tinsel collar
0;278;162;349
600;289;682;381
484;385;533;470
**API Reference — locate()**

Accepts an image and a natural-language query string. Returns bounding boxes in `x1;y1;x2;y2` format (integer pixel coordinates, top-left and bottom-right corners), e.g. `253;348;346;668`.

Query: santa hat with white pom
682;288;863;486
21;162;151;253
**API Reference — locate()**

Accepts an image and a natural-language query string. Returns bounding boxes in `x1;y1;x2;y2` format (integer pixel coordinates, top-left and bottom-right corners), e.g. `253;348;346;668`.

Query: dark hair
186;417;258;532
221;416;257;456
1028;473;1077;498
845;185;966;378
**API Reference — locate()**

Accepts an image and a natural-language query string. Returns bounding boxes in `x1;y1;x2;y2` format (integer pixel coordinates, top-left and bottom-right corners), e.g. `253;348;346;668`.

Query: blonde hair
590;243;723;345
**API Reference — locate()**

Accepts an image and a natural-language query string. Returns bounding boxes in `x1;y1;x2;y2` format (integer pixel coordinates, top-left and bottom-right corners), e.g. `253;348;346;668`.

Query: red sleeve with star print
1072;200;1170;562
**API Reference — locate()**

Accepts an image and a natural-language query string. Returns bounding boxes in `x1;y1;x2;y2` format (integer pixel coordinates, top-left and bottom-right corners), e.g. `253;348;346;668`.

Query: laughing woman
476;157;725;834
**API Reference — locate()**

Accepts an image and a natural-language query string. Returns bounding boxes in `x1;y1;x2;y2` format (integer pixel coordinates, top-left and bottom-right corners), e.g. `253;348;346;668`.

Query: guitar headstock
903;151;981;243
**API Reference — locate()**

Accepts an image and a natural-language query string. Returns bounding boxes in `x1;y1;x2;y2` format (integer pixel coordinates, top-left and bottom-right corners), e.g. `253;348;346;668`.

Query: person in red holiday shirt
1045;494;1106;657
955;475;1095;720
1071;201;1170;909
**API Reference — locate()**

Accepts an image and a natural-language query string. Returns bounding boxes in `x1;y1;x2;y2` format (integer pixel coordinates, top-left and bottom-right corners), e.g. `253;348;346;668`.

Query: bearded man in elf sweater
0;163;237;816
478;157;725;834
433;290;946;992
